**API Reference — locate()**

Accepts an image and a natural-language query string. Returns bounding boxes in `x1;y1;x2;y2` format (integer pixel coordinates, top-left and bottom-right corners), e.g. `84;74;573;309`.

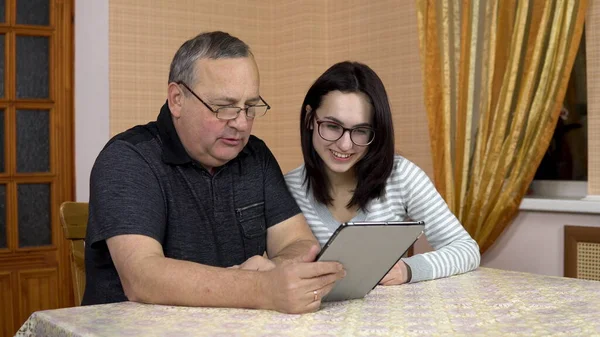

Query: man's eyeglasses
178;81;270;120
316;119;375;146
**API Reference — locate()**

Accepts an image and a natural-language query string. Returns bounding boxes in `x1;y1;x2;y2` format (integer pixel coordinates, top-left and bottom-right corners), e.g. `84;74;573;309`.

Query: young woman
285;61;480;284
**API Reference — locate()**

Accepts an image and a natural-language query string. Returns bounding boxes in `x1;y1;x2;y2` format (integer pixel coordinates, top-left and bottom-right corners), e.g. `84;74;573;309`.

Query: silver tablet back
317;221;424;302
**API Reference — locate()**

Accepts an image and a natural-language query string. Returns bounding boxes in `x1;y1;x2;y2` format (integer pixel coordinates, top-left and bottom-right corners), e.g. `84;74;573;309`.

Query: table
16;268;600;336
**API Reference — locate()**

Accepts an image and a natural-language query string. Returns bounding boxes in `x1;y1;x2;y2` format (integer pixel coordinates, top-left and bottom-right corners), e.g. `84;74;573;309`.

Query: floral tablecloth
16;268;600;336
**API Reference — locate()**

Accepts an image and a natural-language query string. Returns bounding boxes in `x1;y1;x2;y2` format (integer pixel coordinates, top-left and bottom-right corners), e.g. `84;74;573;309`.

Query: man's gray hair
168;31;251;86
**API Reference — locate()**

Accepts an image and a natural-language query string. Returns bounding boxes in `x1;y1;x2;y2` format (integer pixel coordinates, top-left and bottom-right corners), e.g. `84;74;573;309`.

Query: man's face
168;56;260;170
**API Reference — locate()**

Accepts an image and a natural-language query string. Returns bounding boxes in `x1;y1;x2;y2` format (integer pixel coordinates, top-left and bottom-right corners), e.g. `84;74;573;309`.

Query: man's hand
267;214;320;265
379;261;410;286
260;245;346;314
230;255;276;271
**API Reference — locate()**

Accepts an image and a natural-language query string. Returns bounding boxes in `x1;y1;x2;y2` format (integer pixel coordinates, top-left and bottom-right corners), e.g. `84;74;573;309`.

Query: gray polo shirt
82;102;301;305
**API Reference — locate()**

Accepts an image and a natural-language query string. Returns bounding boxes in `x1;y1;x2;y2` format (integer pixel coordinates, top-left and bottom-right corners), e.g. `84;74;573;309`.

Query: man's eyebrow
211;96;261;105
324;116;372;127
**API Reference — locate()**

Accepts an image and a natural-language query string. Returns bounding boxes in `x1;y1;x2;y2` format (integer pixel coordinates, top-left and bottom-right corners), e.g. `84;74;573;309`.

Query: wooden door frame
0;0;74;333
54;0;76;309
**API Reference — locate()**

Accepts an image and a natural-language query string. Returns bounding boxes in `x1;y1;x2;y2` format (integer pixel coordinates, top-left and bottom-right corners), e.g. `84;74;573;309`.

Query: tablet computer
316;220;425;302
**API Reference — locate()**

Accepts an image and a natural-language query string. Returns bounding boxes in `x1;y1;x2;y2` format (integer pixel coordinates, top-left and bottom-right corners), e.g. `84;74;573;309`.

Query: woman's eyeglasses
316;119;375;146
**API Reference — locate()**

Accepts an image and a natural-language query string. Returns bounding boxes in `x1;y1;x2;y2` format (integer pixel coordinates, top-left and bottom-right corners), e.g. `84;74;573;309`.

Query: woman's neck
324;169;359;221
325;168;356;195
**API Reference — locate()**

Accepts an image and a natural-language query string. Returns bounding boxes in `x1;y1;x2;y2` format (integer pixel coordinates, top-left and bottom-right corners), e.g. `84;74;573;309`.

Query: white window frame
520;180;600;214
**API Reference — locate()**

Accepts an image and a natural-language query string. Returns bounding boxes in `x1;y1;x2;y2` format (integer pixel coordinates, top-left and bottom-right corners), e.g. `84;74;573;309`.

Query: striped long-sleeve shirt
284;155;480;283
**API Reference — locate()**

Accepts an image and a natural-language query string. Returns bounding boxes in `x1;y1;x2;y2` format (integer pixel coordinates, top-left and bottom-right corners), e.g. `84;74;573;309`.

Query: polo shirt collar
157;101;193;165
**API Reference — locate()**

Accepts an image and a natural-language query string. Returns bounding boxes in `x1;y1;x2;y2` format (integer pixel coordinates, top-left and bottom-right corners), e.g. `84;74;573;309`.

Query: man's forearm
125;255;268;308
270;239;318;264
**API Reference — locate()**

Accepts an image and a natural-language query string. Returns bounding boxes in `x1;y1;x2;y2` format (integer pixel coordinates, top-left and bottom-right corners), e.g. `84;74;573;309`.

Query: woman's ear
305;105;313;130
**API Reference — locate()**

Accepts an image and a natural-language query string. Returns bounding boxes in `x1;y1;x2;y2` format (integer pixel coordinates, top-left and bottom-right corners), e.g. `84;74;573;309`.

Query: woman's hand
379;261;410;285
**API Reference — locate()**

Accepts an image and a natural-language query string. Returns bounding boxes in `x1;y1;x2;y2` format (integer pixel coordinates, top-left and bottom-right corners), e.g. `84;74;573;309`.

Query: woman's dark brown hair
300;61;395;209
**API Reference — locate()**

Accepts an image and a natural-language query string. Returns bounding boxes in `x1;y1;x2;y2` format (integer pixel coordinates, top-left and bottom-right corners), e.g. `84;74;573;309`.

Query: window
529;30;588;198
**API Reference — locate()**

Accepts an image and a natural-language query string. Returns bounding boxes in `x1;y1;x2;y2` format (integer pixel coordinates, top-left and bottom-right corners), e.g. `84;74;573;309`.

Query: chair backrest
564;225;600;281
59;202;89;306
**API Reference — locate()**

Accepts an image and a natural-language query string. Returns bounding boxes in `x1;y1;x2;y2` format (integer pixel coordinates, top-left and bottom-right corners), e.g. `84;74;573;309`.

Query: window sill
519;195;600;214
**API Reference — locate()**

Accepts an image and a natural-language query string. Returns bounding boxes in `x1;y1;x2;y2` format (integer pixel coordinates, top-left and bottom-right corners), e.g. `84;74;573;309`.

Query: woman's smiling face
310;90;374;176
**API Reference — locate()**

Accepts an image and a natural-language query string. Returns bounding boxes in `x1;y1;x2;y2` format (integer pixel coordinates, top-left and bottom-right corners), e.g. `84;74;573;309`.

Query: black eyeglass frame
177;81;271;120
315;118;375;146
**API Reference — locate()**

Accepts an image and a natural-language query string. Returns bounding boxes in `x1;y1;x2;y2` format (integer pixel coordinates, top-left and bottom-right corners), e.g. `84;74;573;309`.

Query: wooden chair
59;202;89;306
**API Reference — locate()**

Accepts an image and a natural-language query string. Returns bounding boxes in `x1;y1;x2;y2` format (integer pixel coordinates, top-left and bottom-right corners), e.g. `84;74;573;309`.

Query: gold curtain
416;0;588;253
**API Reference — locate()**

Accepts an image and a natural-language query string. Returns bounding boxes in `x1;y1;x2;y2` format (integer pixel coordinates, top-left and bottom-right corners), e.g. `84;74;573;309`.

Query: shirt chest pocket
235;201;266;258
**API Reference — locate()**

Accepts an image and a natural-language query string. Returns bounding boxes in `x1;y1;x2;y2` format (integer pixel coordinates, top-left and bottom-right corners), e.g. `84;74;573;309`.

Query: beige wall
263;1;329;172
482;212;600;277
586;2;600;194
108;0;431;175
326;1;432;175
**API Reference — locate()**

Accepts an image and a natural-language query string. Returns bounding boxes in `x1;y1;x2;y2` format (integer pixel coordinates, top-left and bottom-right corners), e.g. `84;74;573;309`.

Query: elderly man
83;31;345;314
